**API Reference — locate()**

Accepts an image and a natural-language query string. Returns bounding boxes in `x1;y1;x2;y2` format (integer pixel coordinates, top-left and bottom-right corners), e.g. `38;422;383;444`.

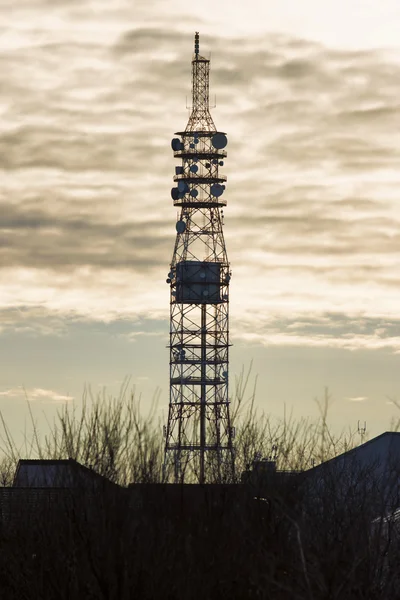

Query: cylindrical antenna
194;32;199;58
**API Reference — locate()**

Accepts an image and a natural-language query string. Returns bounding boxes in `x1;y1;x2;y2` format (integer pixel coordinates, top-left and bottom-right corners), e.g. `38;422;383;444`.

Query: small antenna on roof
357;420;367;444
194;32;199;58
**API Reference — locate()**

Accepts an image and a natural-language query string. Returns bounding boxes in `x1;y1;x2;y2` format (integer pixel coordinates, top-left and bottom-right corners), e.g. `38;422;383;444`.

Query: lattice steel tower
163;33;235;484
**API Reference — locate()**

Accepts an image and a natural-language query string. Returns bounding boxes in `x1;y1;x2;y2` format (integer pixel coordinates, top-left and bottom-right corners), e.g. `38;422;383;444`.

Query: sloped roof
13;458;119;489
305;432;400;478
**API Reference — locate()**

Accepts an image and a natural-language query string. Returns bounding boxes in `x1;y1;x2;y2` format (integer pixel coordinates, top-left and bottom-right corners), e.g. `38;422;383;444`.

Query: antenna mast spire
163;34;235;484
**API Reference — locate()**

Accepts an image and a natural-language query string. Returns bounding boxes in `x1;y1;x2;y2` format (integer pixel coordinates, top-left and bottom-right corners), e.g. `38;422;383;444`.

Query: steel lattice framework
163;33;235;484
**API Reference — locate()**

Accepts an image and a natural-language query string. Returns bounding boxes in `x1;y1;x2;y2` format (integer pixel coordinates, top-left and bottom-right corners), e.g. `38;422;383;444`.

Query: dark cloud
0;126;150;171
115;28;192;55
0;202;169;270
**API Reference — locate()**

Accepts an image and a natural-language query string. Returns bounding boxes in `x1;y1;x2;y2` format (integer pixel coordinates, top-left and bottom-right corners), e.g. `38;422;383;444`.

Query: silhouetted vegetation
0;370;361;485
0;371;399;599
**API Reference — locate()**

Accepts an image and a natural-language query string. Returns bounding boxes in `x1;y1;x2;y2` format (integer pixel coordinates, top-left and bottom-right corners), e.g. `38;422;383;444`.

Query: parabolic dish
178;180;189;194
210;183;224;197
171;187;180;200
190;164;198;173
171;138;182;151
211;133;227;149
190;189;198;198
176;220;186;234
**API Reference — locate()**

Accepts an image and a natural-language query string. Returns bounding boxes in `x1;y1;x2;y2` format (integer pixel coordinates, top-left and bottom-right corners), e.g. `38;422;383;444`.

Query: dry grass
0;366;372;485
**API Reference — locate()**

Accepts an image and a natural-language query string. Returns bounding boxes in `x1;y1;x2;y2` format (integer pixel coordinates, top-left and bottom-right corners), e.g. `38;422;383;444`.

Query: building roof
13;458;118;489
302;432;400;518
305;432;400;478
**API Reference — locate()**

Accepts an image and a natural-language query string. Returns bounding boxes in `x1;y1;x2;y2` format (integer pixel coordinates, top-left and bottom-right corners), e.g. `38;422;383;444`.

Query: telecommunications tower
163;33;235;484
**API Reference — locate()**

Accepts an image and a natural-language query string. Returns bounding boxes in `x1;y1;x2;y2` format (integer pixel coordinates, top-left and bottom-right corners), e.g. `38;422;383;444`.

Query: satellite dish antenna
171;138;182;151
190;164;198;173
190;188;198;198
210;183;224;197
211;133;227;149
176;220;186;234
171;187;180;200
178;180;189;193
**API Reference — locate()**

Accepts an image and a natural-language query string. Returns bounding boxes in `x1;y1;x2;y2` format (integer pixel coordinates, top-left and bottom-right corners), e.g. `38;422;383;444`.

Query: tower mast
163;33;235;484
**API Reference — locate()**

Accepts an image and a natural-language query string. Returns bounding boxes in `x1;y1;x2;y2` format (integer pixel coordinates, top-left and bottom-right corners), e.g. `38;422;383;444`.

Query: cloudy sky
1;0;400;448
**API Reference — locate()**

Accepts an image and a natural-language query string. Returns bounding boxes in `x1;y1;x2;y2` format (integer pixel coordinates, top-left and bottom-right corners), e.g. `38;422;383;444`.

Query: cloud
0;201;170;270
0;389;22;398
0;307;68;336
0;387;73;403
29;388;74;403
121;330;166;343
231;313;400;352
346;396;368;402
1;11;399;349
